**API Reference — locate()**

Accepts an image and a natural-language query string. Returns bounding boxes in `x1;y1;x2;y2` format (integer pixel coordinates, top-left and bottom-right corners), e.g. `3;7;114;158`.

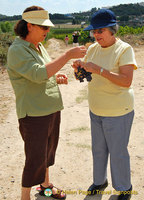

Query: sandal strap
40;184;66;199
51;190;66;199
52;186;66;199
40;183;54;190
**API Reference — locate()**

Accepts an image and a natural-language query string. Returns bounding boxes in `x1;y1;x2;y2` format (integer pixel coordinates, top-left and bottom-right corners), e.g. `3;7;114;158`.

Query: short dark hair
14;6;44;39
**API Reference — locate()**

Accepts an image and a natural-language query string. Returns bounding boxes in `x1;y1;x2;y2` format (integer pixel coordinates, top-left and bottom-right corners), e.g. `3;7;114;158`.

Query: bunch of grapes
74;66;92;82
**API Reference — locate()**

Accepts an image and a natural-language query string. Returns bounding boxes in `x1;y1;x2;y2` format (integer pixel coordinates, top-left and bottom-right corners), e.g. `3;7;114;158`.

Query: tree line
0;3;144;24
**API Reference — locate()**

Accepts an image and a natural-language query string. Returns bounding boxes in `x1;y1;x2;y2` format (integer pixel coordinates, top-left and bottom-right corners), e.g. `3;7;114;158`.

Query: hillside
0;14;21;21
0;2;144;24
111;3;144;16
140;2;144;6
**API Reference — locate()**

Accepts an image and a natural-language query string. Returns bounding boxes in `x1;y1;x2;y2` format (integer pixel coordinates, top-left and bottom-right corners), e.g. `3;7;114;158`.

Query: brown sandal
40;184;66;199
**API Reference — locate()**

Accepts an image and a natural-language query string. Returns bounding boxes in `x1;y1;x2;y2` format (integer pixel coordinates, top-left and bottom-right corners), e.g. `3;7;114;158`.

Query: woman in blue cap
73;9;137;200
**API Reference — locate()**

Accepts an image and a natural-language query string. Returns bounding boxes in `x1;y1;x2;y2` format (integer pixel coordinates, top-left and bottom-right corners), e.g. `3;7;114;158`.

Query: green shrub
0;21;13;33
0;33;14;65
117;25;144;36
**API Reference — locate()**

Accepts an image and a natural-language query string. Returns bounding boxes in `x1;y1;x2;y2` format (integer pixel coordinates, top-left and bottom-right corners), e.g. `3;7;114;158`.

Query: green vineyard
0;21;144;66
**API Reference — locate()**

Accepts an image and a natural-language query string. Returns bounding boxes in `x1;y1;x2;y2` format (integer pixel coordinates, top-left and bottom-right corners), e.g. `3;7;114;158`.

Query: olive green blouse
7;37;63;119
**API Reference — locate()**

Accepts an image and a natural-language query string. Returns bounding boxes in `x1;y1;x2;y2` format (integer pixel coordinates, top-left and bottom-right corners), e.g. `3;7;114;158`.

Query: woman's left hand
83;62;100;74
56;74;68;84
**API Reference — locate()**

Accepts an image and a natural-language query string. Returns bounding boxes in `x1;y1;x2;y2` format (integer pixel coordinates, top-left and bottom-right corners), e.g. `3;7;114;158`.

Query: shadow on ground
83;194;118;200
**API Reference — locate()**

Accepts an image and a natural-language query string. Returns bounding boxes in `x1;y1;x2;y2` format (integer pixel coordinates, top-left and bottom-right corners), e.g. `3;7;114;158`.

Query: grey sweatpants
90;110;134;191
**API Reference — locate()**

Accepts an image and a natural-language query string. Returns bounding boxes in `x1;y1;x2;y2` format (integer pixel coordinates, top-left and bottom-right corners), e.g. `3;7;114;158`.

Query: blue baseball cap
84;9;117;31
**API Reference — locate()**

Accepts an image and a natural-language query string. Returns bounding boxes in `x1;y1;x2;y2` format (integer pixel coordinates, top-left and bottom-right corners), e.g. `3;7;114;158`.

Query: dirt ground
0;38;144;200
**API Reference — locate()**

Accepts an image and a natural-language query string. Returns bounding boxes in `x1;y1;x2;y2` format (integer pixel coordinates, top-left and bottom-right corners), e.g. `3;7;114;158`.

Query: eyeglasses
91;28;106;35
38;25;50;30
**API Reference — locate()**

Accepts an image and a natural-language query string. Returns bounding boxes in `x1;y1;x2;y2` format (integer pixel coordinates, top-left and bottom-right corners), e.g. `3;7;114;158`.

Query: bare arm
100;65;134;87
73;60;134;88
46;46;86;78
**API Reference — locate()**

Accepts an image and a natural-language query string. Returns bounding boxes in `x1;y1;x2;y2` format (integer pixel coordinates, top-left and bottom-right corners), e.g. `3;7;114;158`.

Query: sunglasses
91;28;106;34
38;25;50;30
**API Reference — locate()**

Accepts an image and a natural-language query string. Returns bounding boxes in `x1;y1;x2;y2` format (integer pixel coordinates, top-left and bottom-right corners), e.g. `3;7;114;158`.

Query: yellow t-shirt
84;39;137;117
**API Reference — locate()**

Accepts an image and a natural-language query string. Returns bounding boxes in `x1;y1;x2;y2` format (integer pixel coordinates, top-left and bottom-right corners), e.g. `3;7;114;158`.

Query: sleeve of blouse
7;45;49;84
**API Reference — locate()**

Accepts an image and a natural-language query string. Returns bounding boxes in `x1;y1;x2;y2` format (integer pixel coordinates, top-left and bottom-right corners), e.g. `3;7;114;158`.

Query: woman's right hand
45;46;86;79
67;46;87;59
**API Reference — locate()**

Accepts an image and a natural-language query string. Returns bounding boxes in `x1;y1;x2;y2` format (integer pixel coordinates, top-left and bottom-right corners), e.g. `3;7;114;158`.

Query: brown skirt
18;111;61;187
